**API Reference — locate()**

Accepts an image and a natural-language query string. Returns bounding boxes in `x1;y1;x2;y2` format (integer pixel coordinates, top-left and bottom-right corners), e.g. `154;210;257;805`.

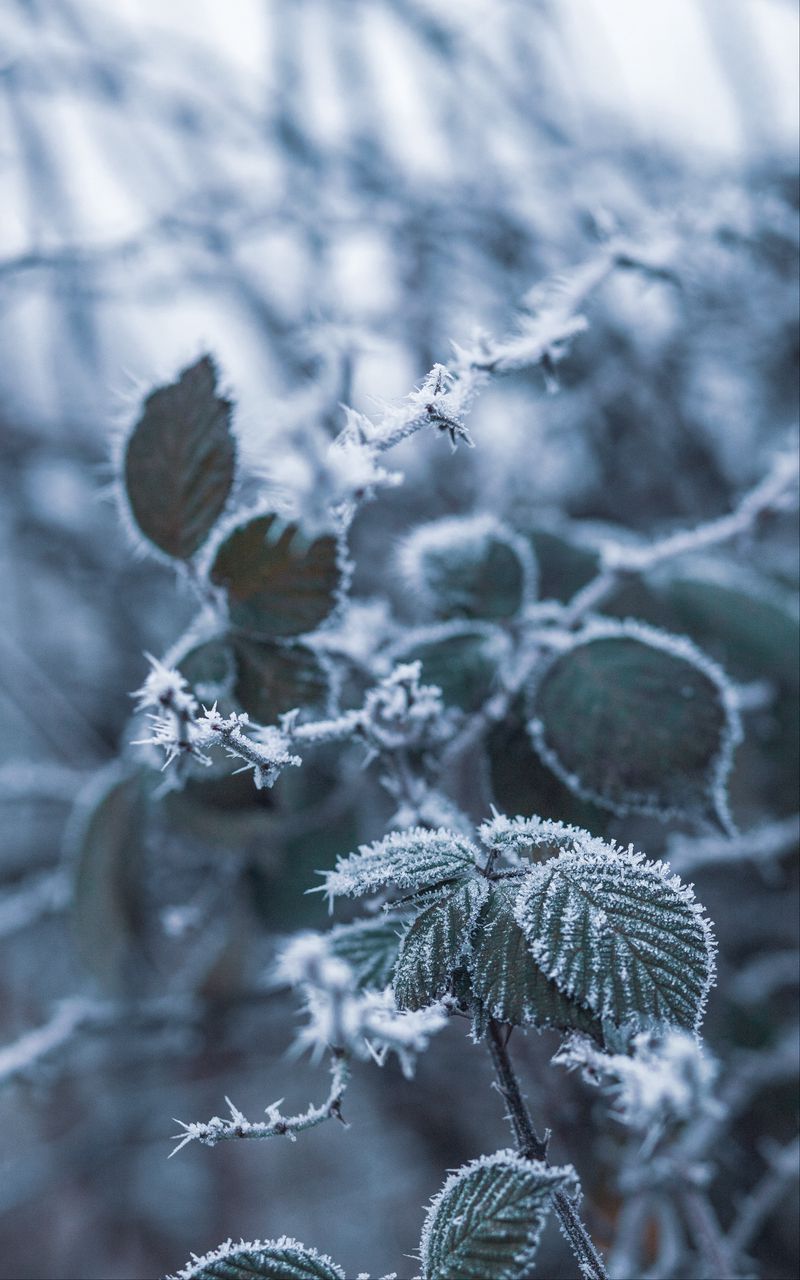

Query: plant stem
487;1020;609;1280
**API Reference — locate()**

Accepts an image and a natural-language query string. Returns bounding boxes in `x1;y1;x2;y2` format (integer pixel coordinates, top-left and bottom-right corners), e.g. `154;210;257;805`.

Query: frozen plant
7;230;796;1280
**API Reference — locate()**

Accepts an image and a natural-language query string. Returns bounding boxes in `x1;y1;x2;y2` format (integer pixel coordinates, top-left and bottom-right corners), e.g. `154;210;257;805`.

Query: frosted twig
727;1136;800;1256
0;870;71;940
487;1021;609;1280
0;999;101;1086
168;1050;351;1157
602;450;799;575
665;814;799;874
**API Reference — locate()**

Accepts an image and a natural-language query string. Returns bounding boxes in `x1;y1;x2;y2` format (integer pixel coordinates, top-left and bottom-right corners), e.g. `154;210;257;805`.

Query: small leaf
232;636;330;723
528;527;599;602
468;883;602;1038
394;878;488;1010
69;765;146;992
178;638;236;699
530;623;739;822
210;513;341;639
420;1150;574;1280
514;844;716;1032
398;514;536;621
169;1236;345;1280
328;916;403;989
390;623;510;712
124;355;235;559
322;827;480;902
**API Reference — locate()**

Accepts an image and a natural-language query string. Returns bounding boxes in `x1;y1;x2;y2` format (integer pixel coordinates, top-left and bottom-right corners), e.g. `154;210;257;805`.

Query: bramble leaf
468;882;603;1038
321;828;480;903
70;765;146;992
210;513;340;639
168;1236;345;1280
124;355;235;559
527;527;599;602
530;623;739;823
390;622;510;712
514;844;716;1032
328;916;404;990
394;878;488;1010
420;1150;574;1280
178;638;236;700
398;515;536;621
232;636;329;723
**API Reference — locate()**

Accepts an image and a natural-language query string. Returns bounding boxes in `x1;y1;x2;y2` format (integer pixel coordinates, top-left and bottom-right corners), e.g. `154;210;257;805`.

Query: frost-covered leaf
322;828;480;903
209;513;341;639
394;878;487;1010
527;528;599;603
169;1236;345;1280
420;1150;574;1280
530;623;739;823
390;623;509;712
124;355;235;559
487;703;609;832
232;636;329;723
664;572;800;691
70;765;146;992
468;883;602;1038
514;844;716;1032
328;916;403;990
397;515;536;621
178;638;236;700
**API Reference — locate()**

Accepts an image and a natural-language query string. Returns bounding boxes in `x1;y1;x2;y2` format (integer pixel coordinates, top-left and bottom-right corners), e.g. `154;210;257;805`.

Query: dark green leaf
232;636;329;723
528;528;599;603
124;355;235;559
70;766;146;992
468;883;603;1038
178;638;236;698
329;916;403;989
420;1152;573;1280
487;702;610;833
394;878;488;1010
210;514;340;639
400;516;535;620
171;1237;345;1280
530;626;738;822
390;624;509;712
514;846;716;1031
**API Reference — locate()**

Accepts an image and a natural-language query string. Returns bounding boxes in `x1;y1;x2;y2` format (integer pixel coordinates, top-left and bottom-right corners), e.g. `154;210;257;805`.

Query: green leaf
514;845;716;1032
124;355;235;559
232;636;330;723
528;528;599;603
390;623;509;712
328;916;403;989
487;702;610;833
178;638;236;699
70;766;146;992
394;879;488;1010
399;515;536;621
420;1151;574;1280
322;828;480;902
468;883;603;1038
664;573;800;692
170;1237;345;1280
209;513;341;639
530;624;739;822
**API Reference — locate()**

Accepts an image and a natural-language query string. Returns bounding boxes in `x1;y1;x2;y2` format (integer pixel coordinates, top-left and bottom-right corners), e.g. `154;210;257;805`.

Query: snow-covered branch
168;1050;351;1157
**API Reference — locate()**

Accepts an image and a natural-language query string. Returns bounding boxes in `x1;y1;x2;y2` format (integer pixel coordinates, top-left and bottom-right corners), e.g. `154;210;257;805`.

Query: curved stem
487;1020;608;1280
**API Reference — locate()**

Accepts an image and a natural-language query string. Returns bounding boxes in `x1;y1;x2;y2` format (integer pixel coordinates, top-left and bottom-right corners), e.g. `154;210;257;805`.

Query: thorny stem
487;1020;609;1280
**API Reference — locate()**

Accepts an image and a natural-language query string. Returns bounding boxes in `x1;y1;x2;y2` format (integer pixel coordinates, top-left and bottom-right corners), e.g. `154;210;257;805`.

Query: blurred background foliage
0;1;797;1277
